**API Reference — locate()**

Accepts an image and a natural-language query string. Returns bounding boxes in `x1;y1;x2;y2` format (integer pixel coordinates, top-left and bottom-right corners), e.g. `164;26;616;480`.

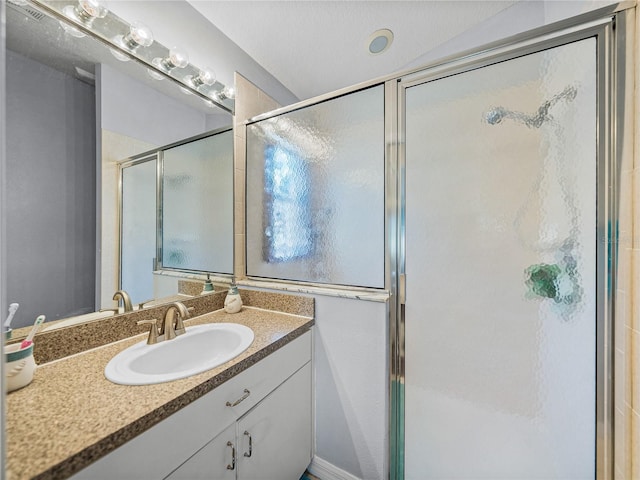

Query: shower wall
620;8;640;480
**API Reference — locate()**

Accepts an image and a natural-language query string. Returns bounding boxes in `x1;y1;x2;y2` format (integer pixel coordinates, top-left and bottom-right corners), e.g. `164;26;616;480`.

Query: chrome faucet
113;290;134;312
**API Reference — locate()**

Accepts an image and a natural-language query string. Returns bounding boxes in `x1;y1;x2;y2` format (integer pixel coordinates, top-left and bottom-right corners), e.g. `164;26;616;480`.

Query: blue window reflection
264;145;312;262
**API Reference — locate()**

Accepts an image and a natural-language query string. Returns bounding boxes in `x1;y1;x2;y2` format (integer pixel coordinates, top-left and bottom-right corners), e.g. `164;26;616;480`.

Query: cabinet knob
226;441;236;470
243;431;252;458
226;388;250;407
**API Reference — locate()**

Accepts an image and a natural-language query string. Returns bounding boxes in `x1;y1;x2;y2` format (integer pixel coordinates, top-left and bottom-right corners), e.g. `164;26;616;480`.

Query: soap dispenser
224;278;243;314
201;274;214;295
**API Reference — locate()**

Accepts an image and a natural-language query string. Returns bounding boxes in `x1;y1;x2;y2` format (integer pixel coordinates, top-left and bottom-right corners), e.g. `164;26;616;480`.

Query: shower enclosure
395;10;630;479
403;37;597;479
244;5;631;479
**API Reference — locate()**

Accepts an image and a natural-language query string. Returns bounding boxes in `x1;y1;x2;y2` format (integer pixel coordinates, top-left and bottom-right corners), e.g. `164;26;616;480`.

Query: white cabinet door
237;363;312;480
165;423;236;480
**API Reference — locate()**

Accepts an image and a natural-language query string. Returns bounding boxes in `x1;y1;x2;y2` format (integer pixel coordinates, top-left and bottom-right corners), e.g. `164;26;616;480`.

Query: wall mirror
3;0;234;335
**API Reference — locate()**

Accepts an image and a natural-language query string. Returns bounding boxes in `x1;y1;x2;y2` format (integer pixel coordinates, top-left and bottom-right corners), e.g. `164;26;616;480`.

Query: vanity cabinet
167;363;312;480
72;331;312;480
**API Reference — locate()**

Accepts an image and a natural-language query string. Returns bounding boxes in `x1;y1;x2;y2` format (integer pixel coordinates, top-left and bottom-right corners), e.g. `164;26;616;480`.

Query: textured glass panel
121;159;156;304
162;130;233;273
246;85;385;287
404;39;596;478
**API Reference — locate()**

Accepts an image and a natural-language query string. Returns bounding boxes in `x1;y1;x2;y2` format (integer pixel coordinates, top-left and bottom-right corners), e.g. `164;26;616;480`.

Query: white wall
242;288;389;480
404;0;622;70
312;295;389;480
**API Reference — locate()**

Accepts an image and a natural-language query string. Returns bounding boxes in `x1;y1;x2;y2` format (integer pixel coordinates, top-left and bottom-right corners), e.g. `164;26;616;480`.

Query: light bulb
60;21;86;38
111;22;153;62
213;85;235;101
222;85;235;100
77;0;108;20
60;0;108;37
151;46;189;74
110;47;130;62
123;22;154;49
167;46;189;69
147;69;165;81
185;67;215;89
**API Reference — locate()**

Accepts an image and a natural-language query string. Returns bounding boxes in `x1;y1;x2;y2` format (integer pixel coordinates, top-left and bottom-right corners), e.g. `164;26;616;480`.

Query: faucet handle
99;308;119;314
174;306;193;336
137;299;154;310
137;319;159;345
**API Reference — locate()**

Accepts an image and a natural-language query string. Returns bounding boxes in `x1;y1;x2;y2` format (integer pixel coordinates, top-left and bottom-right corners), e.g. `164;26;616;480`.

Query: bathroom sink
104;323;254;385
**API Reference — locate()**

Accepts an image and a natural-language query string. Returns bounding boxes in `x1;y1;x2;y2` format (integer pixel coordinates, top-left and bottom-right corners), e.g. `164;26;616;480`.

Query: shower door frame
391;6;633;480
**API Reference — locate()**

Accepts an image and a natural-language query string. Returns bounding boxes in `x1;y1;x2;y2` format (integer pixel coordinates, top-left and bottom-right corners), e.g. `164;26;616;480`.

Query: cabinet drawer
220;330;311;419
72;330;311;480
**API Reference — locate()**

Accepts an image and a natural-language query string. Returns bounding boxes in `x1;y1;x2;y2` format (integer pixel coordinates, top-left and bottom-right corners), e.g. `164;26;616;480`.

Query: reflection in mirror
160;129;234;274
120;154;156;304
4;1;233;333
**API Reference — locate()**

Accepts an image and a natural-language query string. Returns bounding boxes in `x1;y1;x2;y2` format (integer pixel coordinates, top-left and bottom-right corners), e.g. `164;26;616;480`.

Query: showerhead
485;85;578;129
485;107;507;125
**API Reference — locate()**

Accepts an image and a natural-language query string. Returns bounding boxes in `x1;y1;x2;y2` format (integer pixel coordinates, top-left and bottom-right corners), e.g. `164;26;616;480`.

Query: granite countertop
5;306;314;480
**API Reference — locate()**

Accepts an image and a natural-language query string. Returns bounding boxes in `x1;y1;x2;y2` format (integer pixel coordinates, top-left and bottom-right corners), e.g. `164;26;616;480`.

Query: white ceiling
189;1;518;101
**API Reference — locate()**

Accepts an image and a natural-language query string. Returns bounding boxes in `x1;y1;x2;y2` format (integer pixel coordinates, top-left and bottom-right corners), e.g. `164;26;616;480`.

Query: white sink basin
105;323;254;385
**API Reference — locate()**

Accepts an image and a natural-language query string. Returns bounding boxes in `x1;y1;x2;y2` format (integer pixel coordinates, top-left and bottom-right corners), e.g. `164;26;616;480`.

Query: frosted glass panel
404;39;597;478
162;130;233;273
121;158;156;304
246;85;385;287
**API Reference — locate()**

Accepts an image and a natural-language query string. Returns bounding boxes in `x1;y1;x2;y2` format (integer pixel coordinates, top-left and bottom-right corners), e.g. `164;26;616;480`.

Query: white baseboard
308;456;361;480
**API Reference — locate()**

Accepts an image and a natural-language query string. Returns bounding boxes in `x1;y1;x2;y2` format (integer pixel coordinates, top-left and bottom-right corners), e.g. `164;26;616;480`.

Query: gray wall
6;50;96;328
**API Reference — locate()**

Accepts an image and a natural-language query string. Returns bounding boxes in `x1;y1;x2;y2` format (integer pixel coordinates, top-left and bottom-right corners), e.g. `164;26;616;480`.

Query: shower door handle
399;273;406;305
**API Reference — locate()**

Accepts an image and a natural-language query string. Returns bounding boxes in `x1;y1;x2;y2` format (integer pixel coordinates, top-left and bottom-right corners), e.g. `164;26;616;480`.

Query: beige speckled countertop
6;306;314;480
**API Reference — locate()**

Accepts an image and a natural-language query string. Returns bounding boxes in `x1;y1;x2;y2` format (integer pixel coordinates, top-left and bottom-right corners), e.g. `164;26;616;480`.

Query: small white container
5;342;36;392
224;285;243;314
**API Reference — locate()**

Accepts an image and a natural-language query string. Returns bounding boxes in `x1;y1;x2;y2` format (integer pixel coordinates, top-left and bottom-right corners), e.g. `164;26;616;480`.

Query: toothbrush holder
5;342;36;392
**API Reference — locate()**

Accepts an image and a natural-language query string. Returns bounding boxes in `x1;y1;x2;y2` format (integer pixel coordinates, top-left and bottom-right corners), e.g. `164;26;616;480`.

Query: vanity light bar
27;0;234;114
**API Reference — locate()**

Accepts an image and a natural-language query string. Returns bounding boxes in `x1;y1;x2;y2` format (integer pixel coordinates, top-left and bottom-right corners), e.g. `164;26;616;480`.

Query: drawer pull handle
226;441;236;470
226;389;250;407
243;430;252;458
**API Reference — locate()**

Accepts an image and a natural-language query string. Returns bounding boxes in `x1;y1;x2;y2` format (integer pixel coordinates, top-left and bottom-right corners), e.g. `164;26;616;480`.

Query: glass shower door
120;157;157;305
403;38;597;478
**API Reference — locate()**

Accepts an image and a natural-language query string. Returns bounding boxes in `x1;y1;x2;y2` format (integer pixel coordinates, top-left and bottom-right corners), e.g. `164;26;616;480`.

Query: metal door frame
391;7;634;480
